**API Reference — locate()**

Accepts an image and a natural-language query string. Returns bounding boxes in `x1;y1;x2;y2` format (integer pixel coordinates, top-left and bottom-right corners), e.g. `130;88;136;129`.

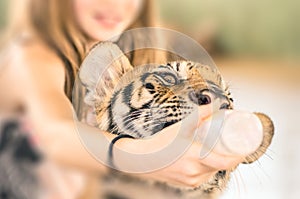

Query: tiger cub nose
219;103;230;110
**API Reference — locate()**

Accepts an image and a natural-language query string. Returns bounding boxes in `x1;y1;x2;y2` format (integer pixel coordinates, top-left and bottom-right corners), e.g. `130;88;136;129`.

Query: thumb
196;110;264;168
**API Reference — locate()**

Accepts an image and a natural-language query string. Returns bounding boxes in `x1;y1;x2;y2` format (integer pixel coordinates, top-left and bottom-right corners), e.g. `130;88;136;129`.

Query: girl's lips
94;14;122;29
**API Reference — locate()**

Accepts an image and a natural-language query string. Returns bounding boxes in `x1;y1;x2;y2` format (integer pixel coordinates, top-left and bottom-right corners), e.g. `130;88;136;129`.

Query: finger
186;141;243;170
175;104;213;138
198;151;244;170
178;172;216;189
156;103;213;144
196;110;264;158
152;164;215;188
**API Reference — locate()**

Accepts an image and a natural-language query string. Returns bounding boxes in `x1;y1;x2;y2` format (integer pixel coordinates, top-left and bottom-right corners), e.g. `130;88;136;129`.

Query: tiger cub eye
163;74;176;84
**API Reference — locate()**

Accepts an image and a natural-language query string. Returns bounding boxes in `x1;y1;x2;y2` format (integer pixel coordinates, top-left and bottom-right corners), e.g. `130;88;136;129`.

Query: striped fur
79;42;274;199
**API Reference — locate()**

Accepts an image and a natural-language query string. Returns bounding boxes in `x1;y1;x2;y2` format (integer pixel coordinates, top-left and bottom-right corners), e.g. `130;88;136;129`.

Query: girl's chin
86;22;129;43
88;30;123;44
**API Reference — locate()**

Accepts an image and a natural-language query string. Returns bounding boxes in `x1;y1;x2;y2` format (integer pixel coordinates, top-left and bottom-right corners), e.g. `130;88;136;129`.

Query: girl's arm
9;41;253;188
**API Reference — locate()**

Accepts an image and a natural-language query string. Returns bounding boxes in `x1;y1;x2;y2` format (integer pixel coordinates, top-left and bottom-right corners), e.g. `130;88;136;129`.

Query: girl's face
73;0;144;42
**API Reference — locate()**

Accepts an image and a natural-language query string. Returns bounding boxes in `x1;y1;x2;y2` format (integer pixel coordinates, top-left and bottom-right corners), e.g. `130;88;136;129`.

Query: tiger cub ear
79;42;134;106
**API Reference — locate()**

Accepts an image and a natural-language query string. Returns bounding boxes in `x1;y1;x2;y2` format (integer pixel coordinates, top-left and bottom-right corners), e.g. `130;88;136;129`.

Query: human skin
73;0;143;43
0;0;262;193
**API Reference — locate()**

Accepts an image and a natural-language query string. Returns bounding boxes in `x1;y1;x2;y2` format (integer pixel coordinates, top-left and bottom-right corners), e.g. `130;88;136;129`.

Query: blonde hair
5;0;157;99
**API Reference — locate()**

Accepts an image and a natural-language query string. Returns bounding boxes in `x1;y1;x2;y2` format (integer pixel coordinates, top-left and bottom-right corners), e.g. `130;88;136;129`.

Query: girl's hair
5;0;157;99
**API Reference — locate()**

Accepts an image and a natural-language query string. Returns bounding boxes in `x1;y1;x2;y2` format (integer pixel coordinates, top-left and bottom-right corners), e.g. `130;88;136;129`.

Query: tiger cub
79;42;274;199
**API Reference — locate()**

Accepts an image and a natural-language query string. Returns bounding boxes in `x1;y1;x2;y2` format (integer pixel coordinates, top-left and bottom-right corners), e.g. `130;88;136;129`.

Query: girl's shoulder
7;36;64;70
0;36;66;110
2;36;66;86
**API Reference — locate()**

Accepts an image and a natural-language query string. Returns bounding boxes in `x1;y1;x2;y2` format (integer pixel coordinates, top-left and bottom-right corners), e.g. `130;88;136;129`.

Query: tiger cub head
80;41;274;164
79;42;233;138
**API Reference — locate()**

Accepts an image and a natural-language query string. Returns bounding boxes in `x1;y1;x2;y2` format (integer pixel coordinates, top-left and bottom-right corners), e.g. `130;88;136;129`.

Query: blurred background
158;0;300;58
0;0;299;198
